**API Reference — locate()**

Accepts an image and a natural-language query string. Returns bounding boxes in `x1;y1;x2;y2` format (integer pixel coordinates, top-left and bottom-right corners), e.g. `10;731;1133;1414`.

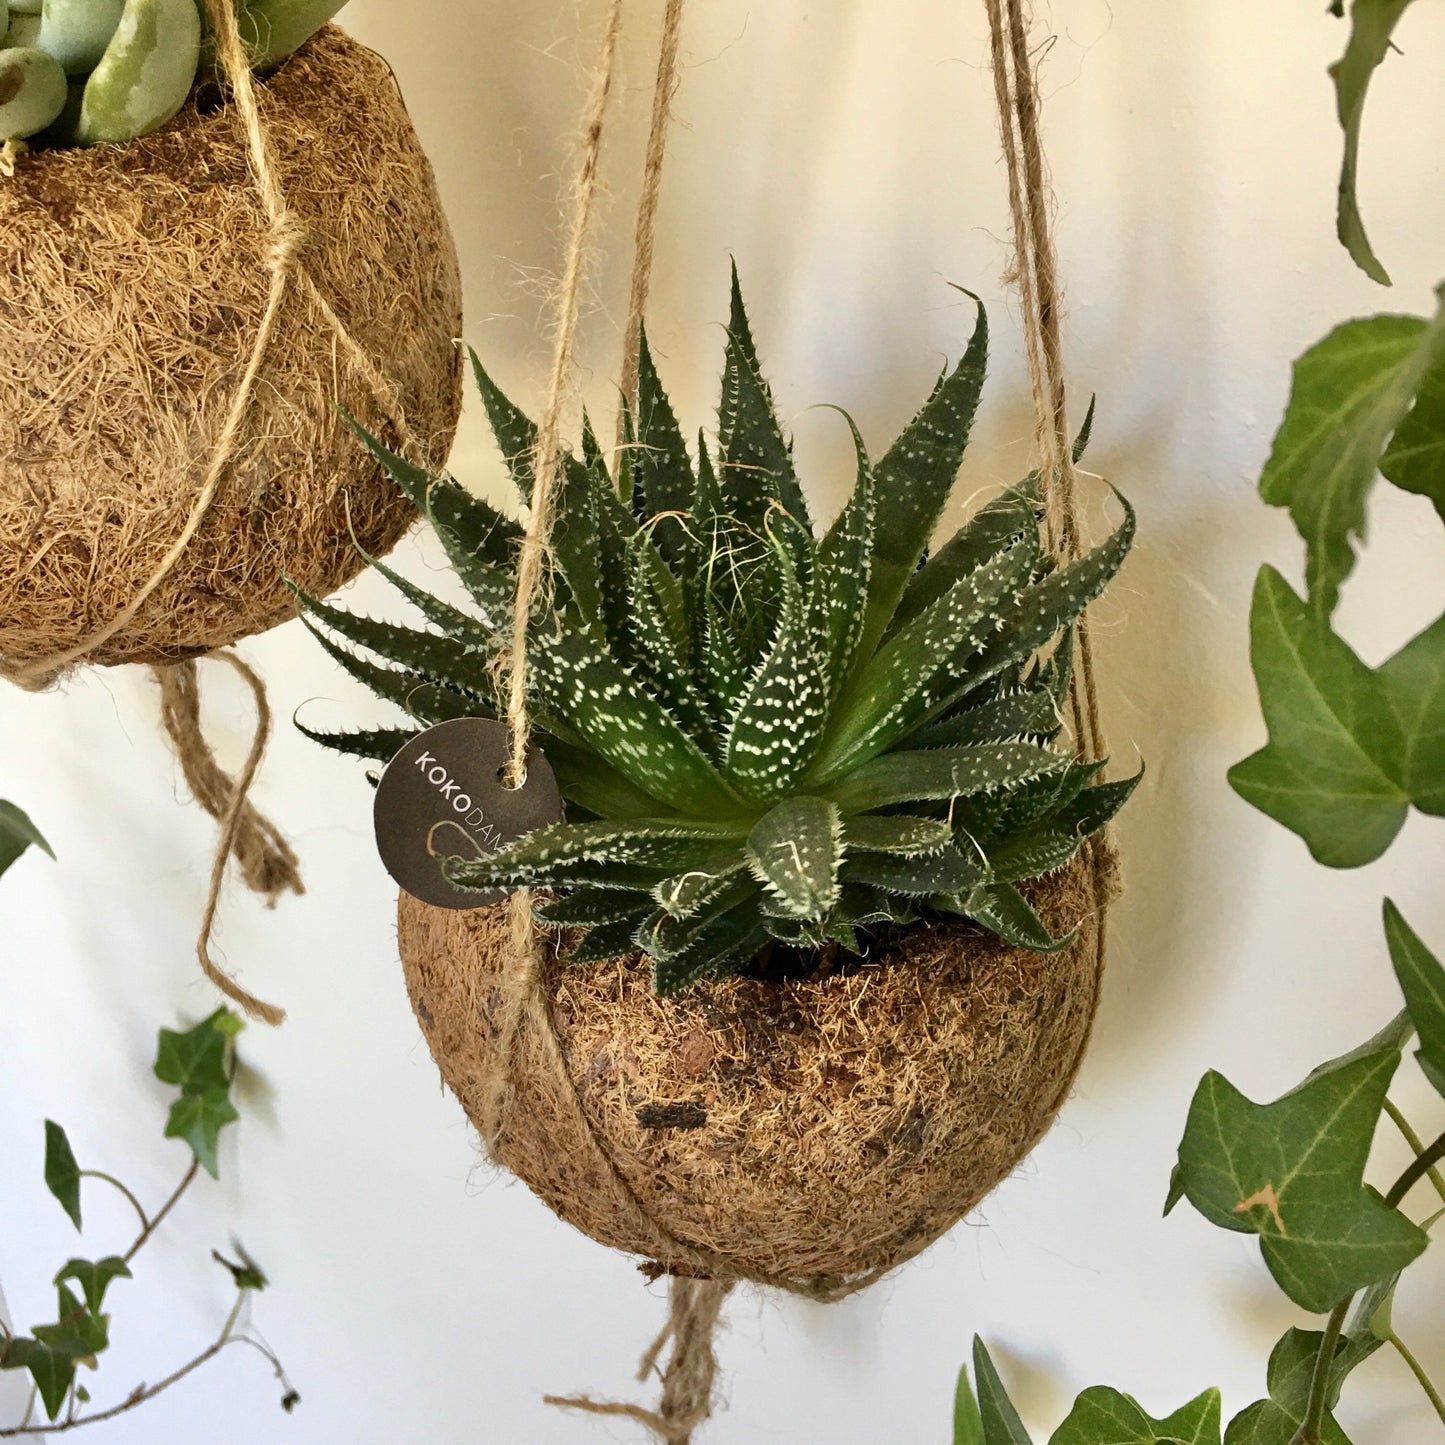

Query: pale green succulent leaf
746;796;843;920
342;410;521;569
985;831;1083;883
653;860;753;919
652;906;771;997
634;325;698;561
291;588;493;707
447;825;741;897
814;406;877;690
533;889;653;926
543;737;684;821
847;844;984;897
569;914;652;963
293;720;418;764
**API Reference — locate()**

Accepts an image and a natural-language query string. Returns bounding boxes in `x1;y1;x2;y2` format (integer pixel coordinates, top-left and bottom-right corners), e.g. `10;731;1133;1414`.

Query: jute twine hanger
482;1;1116;1439
0;0;433;1027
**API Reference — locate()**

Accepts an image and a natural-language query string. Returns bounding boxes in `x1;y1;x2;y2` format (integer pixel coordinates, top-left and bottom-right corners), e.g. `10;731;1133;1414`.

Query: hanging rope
617;0;687;433
155;652;299;1026
982;0;1109;774
480;3;1110;1440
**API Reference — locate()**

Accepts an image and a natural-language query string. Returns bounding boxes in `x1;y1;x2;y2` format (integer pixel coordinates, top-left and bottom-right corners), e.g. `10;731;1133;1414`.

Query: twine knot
267;209;309;274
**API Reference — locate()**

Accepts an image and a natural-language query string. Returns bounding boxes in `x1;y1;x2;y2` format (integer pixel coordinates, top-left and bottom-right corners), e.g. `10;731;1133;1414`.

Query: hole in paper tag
373;717;562;910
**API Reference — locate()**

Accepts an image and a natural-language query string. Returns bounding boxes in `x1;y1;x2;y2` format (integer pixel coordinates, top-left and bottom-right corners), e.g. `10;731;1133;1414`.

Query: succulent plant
298;273;1139;995
0;0;346;147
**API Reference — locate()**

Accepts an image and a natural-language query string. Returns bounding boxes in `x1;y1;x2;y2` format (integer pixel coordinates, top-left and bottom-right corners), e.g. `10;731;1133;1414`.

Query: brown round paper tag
373;718;563;910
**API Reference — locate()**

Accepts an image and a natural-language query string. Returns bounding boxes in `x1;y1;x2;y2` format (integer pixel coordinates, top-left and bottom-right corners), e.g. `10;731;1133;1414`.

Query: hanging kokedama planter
398;861;1103;1287
302;270;1138;1290
0;7;463;674
306;0;1134;1432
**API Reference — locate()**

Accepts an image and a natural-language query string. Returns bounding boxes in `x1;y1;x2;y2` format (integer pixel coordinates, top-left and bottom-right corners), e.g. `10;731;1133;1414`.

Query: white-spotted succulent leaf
304;276;1139;993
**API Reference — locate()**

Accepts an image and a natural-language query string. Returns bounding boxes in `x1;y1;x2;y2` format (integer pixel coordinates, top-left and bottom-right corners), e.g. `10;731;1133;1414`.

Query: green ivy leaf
154;1010;234;1095
1383;900;1445;1094
1258;297;1445;615
38;1283;107;1360
0;1336;81;1421
44;1120;82;1231
1380;348;1445;518
1328;0;1418;285
1223;1326;1379;1445
53;1258;131;1316
1228;568;1410;866
1173;1048;1427;1312
0;799;53;878
1378;613;1445;816
1050;1386;1223;1445
971;1338;1035;1445
164;1087;240;1180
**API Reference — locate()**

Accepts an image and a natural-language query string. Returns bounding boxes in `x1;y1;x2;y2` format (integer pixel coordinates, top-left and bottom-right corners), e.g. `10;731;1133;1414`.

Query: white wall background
2;2;1444;1441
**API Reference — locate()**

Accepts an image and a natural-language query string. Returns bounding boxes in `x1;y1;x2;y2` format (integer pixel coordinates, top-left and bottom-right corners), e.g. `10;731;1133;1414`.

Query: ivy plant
952;10;1445;1442
0;1009;298;1432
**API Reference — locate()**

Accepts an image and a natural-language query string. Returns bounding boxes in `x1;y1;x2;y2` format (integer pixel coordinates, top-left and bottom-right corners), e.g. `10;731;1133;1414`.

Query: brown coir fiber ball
0;28;462;670
399;859;1102;1291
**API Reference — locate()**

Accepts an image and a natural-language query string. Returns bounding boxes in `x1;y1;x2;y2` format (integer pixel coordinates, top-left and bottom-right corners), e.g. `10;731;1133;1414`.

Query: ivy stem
1291;1129;1445;1445
77;1172;149;1235
1290;1298;1351;1445
1382;1102;1445;1209
0;1293;247;1438
1387;1331;1445;1428
122;1159;198;1266
1385;1130;1445;1211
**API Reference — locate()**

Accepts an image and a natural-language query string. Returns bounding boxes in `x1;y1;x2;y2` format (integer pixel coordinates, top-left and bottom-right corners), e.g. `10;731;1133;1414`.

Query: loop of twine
154;653;297;1027
546;1277;733;1445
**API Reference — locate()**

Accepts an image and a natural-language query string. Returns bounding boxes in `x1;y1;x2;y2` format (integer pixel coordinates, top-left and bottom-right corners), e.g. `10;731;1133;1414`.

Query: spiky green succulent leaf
746;796;843;920
305;276;1135;990
965;881;1078;952
718;263;812;533
855;292;988;663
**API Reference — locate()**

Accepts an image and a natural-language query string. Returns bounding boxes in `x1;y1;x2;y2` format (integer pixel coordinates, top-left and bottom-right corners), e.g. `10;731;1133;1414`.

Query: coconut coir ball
0;28;462;670
399;859;1101;1290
